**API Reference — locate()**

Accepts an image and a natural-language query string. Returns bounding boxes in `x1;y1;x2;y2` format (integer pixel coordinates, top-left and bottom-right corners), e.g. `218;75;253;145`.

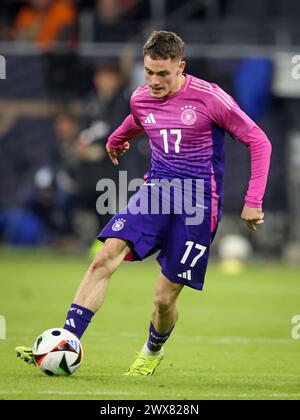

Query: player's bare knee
89;246;115;275
89;239;127;275
153;295;174;315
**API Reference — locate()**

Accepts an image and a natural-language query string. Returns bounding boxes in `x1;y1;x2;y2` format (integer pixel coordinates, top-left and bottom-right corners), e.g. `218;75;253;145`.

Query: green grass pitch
0;250;300;400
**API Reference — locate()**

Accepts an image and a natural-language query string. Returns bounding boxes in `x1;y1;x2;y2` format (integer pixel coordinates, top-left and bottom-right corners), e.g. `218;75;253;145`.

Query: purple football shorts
98;181;219;290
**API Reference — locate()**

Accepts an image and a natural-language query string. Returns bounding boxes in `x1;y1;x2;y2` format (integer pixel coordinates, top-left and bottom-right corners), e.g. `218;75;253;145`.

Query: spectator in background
23;112;82;247
84;62;130;129
82;62;143;180
93;0;138;42
79;62;130;216
78;62;148;222
24;109;109;249
53;99;121;237
51;111;110;238
51;112;81;199
0;110;82;249
12;0;77;50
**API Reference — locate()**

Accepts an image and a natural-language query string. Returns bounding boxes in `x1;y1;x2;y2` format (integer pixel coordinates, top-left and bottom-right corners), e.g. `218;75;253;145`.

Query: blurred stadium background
0;0;300;257
1;0;300;401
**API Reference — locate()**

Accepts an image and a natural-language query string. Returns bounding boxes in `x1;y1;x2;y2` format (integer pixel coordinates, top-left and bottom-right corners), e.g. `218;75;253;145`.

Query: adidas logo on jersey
177;270;192;281
144;113;156;124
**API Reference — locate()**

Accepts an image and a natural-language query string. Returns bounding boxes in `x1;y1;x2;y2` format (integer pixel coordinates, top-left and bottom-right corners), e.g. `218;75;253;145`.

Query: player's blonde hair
143;31;185;61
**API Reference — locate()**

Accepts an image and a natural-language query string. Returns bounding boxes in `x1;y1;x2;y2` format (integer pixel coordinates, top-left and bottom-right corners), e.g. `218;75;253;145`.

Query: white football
32;328;83;376
218;234;252;260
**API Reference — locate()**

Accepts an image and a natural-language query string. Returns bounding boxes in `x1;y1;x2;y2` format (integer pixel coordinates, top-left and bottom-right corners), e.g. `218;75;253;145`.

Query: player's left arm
208;86;272;231
238;126;272;231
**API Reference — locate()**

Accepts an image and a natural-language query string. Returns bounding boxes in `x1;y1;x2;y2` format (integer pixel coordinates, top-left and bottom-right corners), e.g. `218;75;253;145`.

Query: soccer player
16;31;272;376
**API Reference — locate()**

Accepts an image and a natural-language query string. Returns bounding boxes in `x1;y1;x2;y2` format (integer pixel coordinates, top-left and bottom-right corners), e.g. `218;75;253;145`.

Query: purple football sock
147;322;174;352
64;303;94;339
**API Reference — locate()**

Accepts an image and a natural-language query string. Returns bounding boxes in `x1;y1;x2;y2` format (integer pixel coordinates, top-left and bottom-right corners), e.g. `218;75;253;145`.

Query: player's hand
106;142;130;166
241;205;264;231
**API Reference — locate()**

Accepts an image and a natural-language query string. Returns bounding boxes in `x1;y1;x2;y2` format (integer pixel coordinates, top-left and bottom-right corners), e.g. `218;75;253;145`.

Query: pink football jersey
108;74;271;209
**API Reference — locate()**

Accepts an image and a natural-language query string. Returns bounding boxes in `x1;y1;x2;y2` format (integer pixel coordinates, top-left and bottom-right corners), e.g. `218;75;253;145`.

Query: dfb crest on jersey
181;106;197;125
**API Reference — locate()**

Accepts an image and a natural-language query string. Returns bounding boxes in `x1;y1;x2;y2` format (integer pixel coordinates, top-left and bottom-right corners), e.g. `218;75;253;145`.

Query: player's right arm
106;95;145;165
